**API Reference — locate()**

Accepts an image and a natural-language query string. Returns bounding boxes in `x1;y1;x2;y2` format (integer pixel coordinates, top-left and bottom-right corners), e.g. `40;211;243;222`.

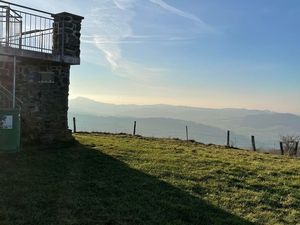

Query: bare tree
280;135;300;156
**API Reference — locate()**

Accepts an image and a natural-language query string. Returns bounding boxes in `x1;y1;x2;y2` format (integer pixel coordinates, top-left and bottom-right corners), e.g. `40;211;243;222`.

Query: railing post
19;20;23;49
61;17;65;58
5;7;10;46
40;33;44;52
12;55;16;108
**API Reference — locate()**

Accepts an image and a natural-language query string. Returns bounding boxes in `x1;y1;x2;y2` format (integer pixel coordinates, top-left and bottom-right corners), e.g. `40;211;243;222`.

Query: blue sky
14;0;300;113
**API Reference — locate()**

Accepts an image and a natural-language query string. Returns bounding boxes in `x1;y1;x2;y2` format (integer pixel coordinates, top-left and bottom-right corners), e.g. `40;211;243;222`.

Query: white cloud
149;0;214;32
112;0;135;10
86;1;135;75
13;0;214;81
83;0;215;81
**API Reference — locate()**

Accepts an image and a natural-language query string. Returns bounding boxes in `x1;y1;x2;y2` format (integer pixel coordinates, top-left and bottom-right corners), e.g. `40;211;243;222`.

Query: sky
12;0;300;114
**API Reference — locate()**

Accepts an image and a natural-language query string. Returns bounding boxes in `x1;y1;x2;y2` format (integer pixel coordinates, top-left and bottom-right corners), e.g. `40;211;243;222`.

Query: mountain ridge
70;97;275;114
69;97;300;149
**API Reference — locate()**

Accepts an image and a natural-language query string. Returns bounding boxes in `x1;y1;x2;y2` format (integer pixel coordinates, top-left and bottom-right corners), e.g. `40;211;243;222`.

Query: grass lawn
0;133;299;225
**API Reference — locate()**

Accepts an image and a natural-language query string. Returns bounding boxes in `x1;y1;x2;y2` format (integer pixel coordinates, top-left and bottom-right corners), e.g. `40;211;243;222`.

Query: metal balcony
0;0;54;54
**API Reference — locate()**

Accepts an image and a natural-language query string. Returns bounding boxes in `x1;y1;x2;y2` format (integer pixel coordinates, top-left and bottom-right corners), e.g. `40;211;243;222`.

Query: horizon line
69;96;300;116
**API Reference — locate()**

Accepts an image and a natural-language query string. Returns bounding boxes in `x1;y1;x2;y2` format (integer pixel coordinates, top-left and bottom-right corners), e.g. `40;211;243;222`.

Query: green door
0;109;21;152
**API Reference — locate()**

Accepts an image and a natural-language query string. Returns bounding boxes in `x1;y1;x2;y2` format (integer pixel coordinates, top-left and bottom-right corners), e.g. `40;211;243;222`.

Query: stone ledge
0;46;80;65
53;12;84;20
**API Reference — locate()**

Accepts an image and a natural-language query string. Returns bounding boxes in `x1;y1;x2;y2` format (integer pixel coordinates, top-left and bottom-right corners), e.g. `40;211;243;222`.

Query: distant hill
69;97;270;122
69;97;300;149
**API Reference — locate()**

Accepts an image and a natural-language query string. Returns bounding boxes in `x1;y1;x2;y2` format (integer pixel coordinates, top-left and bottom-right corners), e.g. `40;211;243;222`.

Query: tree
280;135;300;157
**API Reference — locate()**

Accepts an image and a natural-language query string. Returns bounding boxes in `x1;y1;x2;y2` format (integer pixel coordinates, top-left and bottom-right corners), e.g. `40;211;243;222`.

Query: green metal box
0;109;21;152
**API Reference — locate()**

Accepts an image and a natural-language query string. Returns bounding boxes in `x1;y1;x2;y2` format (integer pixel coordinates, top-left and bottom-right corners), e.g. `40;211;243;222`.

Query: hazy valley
68;97;300;149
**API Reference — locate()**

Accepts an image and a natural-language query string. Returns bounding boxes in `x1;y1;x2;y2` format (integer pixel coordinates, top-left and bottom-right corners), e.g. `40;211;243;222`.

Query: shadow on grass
0;144;256;225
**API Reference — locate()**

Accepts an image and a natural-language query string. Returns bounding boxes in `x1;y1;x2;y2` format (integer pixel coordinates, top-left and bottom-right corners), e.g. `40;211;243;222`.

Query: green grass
0;133;299;225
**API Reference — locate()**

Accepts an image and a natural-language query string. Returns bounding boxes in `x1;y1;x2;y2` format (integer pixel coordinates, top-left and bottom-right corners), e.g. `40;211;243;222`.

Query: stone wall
17;59;72;144
53;12;84;59
0;58;72;145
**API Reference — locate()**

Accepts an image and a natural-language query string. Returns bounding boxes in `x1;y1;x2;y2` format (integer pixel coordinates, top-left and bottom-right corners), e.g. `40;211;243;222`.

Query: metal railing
0;1;54;53
0;83;22;108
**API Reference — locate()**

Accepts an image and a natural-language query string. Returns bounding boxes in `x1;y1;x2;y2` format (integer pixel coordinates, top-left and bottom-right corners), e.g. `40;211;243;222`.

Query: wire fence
69;115;293;155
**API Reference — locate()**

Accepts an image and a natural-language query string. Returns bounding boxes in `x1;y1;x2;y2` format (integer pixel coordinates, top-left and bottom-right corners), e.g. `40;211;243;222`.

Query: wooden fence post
186;126;189;141
73;117;77;133
226;130;230;147
133;121;136;136
280;142;284;155
251;135;256;151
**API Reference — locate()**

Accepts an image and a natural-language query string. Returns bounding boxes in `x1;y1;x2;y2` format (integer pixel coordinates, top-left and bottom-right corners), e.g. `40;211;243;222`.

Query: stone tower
0;2;84;145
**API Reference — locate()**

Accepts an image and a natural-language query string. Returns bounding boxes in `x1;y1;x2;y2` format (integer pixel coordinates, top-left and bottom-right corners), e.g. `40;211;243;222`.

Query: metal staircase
0;83;22;108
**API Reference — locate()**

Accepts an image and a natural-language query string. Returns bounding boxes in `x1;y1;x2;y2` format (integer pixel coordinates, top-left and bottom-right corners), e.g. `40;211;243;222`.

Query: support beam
12;55;16;108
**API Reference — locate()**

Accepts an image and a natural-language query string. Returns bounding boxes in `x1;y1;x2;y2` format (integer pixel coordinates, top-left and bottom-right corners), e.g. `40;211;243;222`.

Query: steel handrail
0;83;23;105
0;0;53;15
0;4;54;53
